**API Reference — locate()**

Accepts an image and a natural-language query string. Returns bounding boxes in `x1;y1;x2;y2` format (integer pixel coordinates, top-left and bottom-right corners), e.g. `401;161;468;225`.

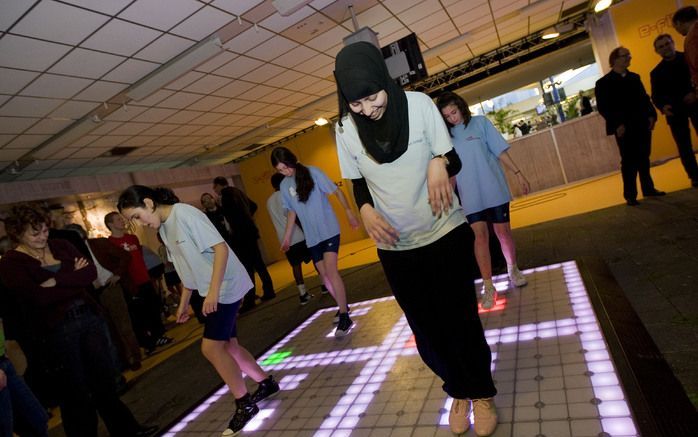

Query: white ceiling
0;0;592;182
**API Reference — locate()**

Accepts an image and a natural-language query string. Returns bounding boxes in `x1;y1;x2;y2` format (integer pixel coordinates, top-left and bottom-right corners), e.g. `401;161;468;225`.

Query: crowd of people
1;5;697;437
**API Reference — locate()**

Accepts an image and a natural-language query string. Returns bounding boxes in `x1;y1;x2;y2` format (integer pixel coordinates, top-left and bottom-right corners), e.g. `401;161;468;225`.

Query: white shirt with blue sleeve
279;166;340;248
450;115;512;216
158;203;252;304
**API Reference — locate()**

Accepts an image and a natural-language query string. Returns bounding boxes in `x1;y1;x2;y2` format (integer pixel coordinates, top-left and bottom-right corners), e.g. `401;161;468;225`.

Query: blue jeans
46;307;140;437
0;356;48;437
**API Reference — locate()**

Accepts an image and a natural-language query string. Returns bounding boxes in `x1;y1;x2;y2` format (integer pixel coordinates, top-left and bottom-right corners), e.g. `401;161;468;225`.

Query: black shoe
692;180;698;188
643;190;666;197
626;199;639;206
320;285;329;294
335;313;354;337
155;336;174;347
134;425;158;437
250;375;280;403
333;306;350;324
222;396;259;436
260;293;276;301
239;301;256;314
299;292;313;305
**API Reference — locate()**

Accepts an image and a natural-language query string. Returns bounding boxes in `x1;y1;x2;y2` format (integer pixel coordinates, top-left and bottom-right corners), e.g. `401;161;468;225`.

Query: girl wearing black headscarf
334;42;498;436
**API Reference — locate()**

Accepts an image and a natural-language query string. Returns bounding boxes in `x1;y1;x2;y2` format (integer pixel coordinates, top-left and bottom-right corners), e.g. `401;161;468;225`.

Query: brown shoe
473;398;497;436
448;398;471;434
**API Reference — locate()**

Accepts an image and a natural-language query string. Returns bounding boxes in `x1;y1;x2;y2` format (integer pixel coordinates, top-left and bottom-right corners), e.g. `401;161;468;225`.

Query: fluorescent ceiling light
314;117;329;126
32;117;102;159
271;0;311;16
542;27;560;39
594;0;612;13
126;36;223;102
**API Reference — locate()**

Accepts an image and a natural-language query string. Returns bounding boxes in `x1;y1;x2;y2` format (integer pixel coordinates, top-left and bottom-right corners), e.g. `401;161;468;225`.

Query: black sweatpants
667;110;698;183
615;123;656;201
378;224;497;400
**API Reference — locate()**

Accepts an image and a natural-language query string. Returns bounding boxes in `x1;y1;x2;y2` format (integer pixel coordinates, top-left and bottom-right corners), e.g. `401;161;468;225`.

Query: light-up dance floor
163;261;639;436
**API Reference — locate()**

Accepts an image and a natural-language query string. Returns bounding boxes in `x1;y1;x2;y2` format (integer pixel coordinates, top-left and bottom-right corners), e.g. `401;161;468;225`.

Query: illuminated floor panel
163;261;639;437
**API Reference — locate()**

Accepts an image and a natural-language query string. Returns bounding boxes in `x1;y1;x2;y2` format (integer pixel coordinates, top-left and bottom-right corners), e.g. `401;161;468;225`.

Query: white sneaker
508;267;527;287
481;283;497;310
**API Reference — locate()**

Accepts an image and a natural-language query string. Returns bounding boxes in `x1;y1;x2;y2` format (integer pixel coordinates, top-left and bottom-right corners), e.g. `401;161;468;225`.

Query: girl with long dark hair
436;91;530;309
270;147;359;337
333;42;498;436
117;185;278;436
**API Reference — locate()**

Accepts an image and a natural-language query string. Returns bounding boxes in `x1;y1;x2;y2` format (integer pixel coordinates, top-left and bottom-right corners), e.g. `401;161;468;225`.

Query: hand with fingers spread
74;257;89;271
427;156;453;217
359;204;399;246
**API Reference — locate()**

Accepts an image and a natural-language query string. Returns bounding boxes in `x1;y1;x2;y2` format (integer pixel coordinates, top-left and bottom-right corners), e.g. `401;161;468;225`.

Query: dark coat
595;69;657;135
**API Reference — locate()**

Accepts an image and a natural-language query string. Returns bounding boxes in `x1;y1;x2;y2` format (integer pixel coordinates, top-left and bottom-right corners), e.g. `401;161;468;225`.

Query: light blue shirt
159;203;252;304
451;115;512;216
280;166;339;248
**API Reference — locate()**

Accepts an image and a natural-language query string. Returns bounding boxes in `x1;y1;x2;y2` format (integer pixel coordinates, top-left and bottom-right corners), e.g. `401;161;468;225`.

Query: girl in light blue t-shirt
271;147;359;338
117;185;278;436
437;91;530;310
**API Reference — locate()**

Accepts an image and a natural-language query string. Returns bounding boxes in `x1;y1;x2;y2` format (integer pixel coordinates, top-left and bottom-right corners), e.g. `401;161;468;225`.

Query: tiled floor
162;261;639;437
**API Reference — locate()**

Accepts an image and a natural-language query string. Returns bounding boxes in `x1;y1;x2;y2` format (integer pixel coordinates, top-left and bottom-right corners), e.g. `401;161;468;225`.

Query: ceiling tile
212;80;256;98
373;18;405;44
22;74;93;99
81;19;162;57
305;26;351;51
213;99;248;113
102;59;160;83
0;68;40;94
293;53;333;76
2;134;50;149
87;135;130;148
0;0;35;32
259;6;314;33
0;96;64;117
0;117;39;134
26;118;73;135
108;122;153;136
211;0;264;16
132;108;179;123
49;157;91;168
409;10;450;35
0;148;30;160
341;3;392;29
0;35;72;71
70;147;111;158
90;121;122;135
184;75;234;94
252;36;299;62
382;0;423;15
122;135;159;146
166;110;206;124
172;6;235;40
165;71;206;90
12;0;110;45
190;112;228;125
240;1;277;23
61;0;133;16
50;48;126;79
223;25;274;54
280;12;336;44
104;104;148;121
158;92;205;109
265;69;306;88
320;0;378;21
241;63;286;84
215;55;264;78
189;95;229;111
127;89;174;107
273;45;318;68
235;84;276;101
135;34;195;63
118;0;202;31
73;81;129;102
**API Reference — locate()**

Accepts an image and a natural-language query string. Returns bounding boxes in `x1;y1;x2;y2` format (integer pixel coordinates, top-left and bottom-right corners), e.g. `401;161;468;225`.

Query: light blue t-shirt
279;166;339;248
451;115;512;216
159;203;252;304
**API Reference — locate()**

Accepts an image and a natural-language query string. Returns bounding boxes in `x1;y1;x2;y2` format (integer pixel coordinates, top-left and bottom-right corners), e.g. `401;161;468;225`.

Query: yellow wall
610;0;698;161
238;125;367;263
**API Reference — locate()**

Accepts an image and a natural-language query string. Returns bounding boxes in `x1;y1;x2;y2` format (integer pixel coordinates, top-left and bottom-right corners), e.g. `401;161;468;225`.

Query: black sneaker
221;397;259;436
299;292;313;305
335;313;353;337
333;306;350;324
250;375;280;403
320;285;329;294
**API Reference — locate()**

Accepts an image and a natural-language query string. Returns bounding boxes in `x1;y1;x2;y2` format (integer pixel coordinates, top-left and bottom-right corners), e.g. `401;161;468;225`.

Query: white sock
507;264;518;273
298;284;307;296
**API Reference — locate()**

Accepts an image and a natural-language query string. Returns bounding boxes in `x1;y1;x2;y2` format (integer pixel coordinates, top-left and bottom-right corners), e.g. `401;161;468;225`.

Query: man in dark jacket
650;34;698;187
595;46;666;205
213;177;275;312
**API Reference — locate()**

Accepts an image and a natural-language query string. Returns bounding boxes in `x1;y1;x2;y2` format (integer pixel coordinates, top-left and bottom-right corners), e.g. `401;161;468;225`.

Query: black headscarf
334;42;409;164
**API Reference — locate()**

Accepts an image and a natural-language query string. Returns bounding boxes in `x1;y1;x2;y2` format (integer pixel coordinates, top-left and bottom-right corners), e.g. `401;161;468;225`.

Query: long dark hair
436;91;471;136
270;147;314;203
117;185;179;212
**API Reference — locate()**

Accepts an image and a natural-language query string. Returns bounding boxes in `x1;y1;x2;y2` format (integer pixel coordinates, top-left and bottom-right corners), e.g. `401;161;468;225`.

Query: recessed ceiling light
542;27;560;39
594;0;612;13
315;117;329;126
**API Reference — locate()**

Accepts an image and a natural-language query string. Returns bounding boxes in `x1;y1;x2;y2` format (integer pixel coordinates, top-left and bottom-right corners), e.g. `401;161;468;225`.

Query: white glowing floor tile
163;262;639;437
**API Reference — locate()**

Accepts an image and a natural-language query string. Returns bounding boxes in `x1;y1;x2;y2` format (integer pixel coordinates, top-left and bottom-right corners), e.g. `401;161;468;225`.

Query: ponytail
117;185;179;212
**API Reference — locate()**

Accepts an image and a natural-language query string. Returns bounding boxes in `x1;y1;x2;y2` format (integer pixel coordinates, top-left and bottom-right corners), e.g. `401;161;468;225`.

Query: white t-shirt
266;190;305;246
280;166;340;247
336;91;465;250
158;203;252;304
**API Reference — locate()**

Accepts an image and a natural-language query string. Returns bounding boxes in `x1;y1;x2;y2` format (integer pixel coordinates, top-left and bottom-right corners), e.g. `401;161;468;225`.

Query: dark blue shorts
466;202;510;224
308;234;340;263
201;299;241;341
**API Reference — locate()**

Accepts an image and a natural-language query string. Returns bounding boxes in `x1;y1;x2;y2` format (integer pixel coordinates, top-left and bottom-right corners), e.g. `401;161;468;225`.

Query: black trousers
378;224;497;400
667;110;698;183
615;124;656;201
127;282;165;349
234;239;275;306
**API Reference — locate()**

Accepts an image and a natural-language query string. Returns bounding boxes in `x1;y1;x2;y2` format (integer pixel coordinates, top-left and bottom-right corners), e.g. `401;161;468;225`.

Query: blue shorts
466;203;510;224
308;234;340;263
201;299;241;341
